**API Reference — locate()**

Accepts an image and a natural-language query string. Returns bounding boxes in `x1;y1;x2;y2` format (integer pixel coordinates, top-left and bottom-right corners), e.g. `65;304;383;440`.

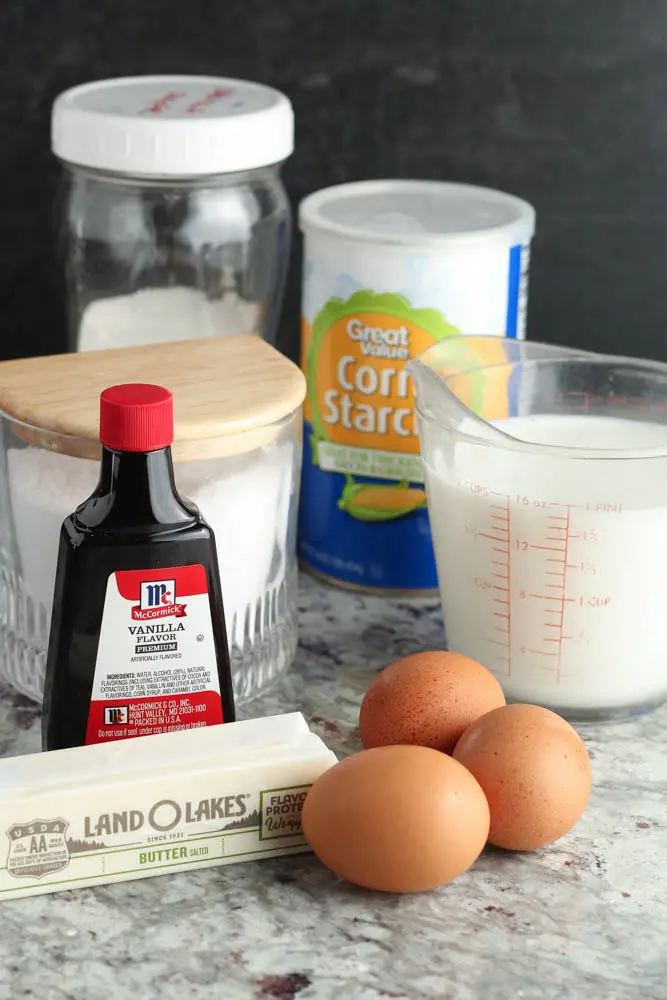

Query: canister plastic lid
52;75;294;177
299;180;536;248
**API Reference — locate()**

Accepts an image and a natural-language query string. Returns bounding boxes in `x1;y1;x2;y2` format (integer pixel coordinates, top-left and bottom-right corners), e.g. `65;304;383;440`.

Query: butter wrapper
0;713;336;900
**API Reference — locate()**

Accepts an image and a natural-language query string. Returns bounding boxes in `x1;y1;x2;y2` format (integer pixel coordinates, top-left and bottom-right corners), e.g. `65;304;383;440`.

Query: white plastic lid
52;75;294;177
299;179;536;248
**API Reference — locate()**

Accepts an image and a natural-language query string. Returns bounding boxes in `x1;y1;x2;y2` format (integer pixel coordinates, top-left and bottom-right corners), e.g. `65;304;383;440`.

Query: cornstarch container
0;335;305;705
298;179;536;593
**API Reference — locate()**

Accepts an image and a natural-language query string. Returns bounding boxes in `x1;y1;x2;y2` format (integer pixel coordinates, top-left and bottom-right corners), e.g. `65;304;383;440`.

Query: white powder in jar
78;285;262;351
6;439;294;652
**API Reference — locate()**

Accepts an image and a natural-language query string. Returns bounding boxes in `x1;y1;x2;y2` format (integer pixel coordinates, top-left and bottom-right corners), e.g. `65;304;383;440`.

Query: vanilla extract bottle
42;383;236;751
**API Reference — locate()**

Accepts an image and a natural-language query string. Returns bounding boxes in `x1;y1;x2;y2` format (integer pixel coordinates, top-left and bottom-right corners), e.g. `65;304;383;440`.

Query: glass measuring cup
408;335;667;721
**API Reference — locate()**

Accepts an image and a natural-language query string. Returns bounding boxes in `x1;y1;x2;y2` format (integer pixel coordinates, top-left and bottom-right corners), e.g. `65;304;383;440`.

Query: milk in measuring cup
425;413;667;716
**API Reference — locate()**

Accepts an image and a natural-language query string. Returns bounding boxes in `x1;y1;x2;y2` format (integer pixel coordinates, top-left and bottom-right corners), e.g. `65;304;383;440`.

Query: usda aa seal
6;819;70;879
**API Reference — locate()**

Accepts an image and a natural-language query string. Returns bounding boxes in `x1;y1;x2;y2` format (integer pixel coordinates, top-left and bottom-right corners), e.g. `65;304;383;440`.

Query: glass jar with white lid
51;75;293;352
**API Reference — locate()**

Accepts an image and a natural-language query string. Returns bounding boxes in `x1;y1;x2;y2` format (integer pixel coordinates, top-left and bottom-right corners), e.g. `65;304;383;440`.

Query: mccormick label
85;565;223;744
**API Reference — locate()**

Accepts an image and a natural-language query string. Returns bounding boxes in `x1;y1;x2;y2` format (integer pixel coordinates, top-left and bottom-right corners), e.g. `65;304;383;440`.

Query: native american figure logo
6;819;70;880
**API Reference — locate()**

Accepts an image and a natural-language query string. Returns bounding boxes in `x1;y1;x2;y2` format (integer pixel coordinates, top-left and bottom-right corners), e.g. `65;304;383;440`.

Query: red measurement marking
563;391;591;413
557;507;572;680
542;507;574;683
529;649;558;657
506;497;512;678
533;504;573;683
480;493;511;676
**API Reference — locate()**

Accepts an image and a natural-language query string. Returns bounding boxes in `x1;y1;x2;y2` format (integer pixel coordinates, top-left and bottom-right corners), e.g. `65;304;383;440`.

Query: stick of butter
0;713;336;901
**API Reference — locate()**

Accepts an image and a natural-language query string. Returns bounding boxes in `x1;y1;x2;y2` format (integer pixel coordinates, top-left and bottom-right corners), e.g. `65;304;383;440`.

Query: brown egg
301;744;490;893
359;650;506;755
453;703;592;851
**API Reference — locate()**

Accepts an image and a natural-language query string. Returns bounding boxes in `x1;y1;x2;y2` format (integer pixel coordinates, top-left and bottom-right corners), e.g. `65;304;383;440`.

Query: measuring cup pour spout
406;335;596;446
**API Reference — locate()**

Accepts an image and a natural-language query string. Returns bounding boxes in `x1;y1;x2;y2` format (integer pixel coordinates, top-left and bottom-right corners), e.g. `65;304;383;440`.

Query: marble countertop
0;575;665;1000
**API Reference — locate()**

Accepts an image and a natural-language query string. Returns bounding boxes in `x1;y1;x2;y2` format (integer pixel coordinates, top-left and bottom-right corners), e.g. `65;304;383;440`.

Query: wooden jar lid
0;335;306;461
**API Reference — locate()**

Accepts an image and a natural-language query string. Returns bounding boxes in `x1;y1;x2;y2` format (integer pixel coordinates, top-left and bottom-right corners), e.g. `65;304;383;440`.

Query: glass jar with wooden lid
0;335;305;705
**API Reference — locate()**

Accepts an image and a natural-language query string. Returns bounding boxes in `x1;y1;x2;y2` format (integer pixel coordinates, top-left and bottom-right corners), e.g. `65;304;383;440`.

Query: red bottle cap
99;384;174;453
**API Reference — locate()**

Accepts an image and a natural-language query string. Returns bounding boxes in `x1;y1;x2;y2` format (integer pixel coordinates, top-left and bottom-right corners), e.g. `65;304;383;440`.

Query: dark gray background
0;0;665;363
